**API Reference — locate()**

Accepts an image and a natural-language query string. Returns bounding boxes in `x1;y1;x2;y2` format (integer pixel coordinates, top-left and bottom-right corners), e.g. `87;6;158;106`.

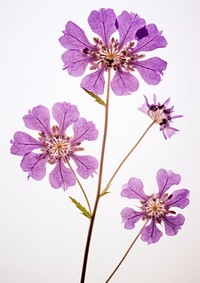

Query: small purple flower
139;94;183;139
121;169;190;244
59;8;167;96
10;102;98;190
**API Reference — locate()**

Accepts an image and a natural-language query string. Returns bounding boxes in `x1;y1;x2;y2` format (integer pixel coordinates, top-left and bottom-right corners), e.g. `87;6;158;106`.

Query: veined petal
88;8;117;47
52;102;79;134
133;24;167;52
111;70;139;95
23;105;51;134
133;57;167;85
61;50;92;76
59;21;93;50
138;103;148;115
141;220;163;244
163;214;185;236
20;152;47;181
71;118;98;144
121;177;147;200
49;160;76;190
10;131;43;156
71;154;98;179
138;95;150;114
166;189;190;209
162;127;179;139
121;208;144;229
156;169;181;197
80;68;105;95
117;11;145;48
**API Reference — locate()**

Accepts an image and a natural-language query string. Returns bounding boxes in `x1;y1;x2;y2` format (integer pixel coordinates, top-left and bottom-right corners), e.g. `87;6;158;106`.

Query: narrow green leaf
69;197;91;219
100;190;110;197
100;183;111;197
83;88;106;106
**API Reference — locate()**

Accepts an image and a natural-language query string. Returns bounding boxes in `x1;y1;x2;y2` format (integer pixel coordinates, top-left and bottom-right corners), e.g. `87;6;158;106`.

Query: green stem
67;160;92;214
101;121;155;196
80;69;111;283
105;220;149;283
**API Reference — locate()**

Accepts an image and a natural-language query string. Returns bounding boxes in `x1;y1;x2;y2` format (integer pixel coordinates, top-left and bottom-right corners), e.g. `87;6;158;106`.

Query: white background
1;0;200;282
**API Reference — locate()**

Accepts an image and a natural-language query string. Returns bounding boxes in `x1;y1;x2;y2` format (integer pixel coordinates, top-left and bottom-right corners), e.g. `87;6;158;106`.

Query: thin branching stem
67;160;92;214
101;121;155;196
105;220;149;283
80;69;111;283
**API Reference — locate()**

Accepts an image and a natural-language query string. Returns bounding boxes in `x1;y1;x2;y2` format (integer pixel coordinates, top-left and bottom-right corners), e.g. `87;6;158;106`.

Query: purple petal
133;57;167;85
61;50;91;76
49;160;76;190
10;131;43;156
71;118;98;144
111;70;139;95
163;214;185;236
52;102;79;134
133;24;167;52
138;103;148;115
80;68;105;95
59;21;93;50
171;114;184;120
23;105;51;134
121;208;144;229
20;152;47;181
162;127;179;139
135;26;149;40
71;154;98;179
117;11;145;48
88;8;117;47
138;95;149;114
166;189;190;209
121;177;147;200
156;169;181;197
141;220;163;244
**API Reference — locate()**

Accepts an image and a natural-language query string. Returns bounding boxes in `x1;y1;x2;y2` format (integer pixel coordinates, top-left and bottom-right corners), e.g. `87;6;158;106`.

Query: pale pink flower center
39;126;83;164
84;37;145;71
141;193;175;222
148;108;169;126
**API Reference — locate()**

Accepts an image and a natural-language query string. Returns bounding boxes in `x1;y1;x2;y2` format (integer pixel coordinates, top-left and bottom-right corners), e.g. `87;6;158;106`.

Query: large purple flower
59;8;167;96
139;94;183;139
10;102;98;190
121;169;189;244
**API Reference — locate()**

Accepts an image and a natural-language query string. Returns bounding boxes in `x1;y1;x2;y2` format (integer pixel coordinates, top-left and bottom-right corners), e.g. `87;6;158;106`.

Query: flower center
40;133;72;164
39;126;83;164
141;194;167;222
148;105;171;126
83;37;144;71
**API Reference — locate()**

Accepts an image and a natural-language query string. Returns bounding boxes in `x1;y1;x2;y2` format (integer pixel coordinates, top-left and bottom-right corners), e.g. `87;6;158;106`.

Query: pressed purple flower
139;94;183;139
59;8;167;96
121;169;189;244
10;102;99;190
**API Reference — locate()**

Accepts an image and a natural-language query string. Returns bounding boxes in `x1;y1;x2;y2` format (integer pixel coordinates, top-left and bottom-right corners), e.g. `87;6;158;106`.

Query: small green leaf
100;190;110;197
100;183;111;197
69;197;92;219
83;88;106;106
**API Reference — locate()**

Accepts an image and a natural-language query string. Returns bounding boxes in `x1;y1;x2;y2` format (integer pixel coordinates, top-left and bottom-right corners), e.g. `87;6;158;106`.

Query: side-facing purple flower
139;94;183;139
121;169;189;244
10;102;98;190
59;8;167;96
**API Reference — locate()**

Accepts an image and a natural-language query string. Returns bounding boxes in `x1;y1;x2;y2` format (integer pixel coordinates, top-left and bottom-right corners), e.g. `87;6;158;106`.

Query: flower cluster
59;8;167;96
121;169;189;244
10;102;98;190
139;94;183;139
